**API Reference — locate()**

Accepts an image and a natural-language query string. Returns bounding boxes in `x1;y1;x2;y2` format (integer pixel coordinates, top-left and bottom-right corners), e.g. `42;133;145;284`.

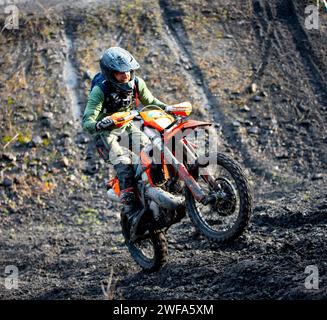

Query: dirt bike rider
82;47;168;238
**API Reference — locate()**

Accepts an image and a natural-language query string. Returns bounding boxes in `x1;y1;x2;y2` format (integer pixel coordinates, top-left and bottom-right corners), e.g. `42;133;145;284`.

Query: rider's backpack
90;72;108;94
90;72;139;108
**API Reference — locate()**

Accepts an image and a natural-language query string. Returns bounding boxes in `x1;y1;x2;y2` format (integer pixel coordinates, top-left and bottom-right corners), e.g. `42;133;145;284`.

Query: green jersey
82;77;166;135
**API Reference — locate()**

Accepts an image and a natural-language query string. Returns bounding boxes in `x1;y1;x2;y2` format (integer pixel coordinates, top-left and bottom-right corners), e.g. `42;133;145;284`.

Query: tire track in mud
159;0;276;180
157;1;224;154
62;17;84;125
62;16;100;173
62;30;81;124
280;0;327;107
252;0;327;107
252;0;275;81
281;0;327;170
251;0;327;171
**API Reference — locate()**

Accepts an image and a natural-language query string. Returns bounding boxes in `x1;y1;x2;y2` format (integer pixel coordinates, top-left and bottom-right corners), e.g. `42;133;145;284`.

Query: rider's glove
96;116;115;131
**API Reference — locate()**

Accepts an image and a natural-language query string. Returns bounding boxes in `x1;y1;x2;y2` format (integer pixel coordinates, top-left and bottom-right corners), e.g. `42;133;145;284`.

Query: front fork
143;128;214;205
162;138;214;205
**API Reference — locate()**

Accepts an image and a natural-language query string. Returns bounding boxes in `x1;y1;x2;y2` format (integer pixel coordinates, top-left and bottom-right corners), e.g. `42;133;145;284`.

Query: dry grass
101;267;123;300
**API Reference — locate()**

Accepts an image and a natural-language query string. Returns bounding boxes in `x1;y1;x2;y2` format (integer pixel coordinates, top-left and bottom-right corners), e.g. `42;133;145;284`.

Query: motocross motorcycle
105;102;252;272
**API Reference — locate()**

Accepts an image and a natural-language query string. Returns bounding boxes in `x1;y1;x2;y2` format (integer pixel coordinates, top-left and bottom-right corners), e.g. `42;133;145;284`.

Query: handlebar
116;105;186;128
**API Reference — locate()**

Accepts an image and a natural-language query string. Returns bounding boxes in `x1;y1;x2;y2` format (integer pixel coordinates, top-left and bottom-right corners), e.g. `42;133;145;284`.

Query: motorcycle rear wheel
121;214;168;272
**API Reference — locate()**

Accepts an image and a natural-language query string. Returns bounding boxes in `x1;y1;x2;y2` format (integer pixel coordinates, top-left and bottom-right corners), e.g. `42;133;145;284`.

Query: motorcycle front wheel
185;152;252;243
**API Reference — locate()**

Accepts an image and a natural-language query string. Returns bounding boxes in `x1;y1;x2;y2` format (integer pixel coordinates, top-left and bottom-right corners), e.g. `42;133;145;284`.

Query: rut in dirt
280;0;327;107
250;0;327;173
63;29;81;124
62;15;99;172
252;0;327;106
159;0;278;180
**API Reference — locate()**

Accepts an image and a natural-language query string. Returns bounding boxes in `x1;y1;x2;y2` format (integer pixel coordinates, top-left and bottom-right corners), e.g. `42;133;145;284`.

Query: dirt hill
0;0;326;299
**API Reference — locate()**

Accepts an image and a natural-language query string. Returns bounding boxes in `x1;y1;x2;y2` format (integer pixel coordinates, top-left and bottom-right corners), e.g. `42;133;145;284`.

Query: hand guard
164;102;192;116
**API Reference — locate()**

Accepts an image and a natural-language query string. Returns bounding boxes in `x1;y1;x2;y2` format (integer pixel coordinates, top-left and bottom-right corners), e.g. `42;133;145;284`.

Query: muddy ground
0;0;326;299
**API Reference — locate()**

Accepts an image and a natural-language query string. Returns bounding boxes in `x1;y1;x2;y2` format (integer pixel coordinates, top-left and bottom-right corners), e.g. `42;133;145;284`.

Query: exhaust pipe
107;184;185;211
145;186;184;211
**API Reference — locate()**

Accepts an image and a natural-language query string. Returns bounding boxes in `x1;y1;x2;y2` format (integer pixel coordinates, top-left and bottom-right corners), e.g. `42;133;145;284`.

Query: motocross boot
120;189;143;241
114;163;143;240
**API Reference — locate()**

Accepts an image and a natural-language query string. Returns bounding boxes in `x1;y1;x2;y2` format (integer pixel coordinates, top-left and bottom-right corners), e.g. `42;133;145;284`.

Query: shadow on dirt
253;211;327;229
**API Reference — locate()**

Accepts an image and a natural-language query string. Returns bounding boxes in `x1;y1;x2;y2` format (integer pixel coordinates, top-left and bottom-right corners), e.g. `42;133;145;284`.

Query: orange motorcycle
106;102;252;272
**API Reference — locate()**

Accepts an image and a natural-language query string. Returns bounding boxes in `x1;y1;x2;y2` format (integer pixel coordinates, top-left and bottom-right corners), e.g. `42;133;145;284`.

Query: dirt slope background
0;0;326;299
